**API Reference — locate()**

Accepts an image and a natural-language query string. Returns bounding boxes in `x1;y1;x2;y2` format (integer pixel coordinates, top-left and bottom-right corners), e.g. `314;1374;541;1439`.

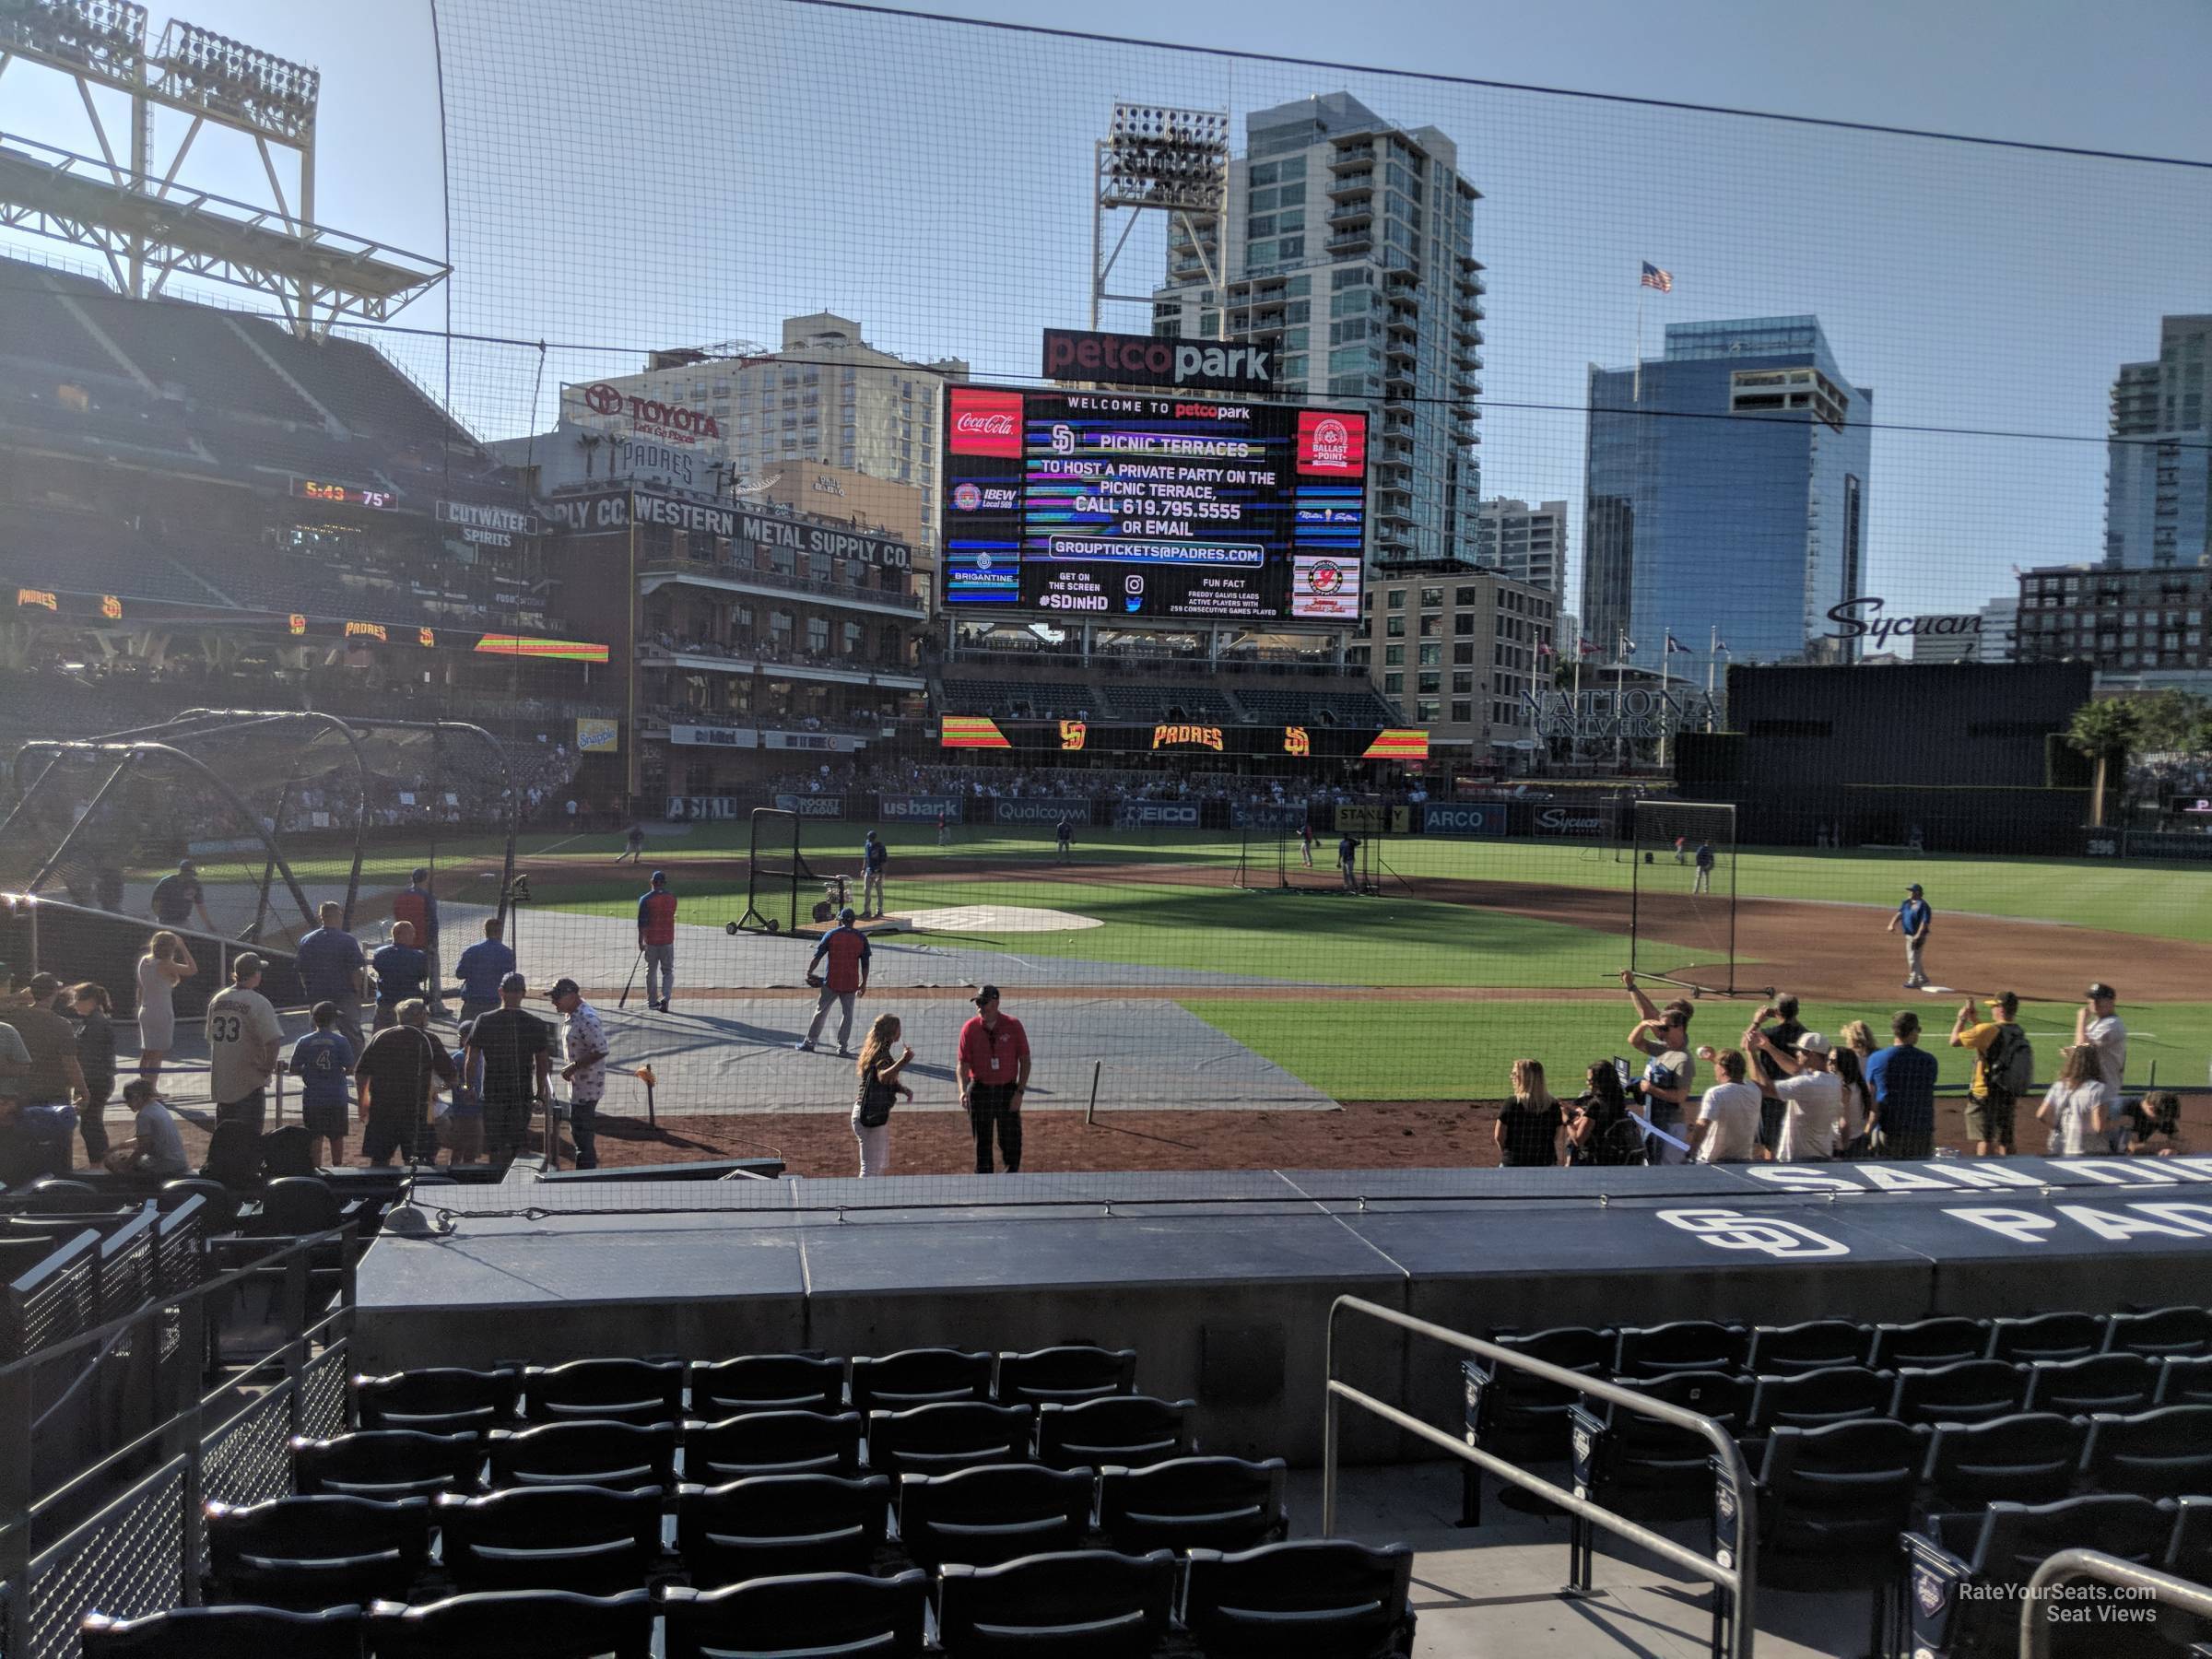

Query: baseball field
249;818;2206;1168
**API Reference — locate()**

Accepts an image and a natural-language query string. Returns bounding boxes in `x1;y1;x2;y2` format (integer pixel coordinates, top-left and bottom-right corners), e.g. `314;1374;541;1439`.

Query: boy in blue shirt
285;1001;356;1168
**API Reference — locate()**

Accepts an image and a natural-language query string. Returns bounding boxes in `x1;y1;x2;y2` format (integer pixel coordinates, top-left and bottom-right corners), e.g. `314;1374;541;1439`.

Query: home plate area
898;904;1105;934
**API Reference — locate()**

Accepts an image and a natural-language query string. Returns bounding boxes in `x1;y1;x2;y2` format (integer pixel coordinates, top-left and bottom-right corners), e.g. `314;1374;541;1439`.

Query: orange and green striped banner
940;714;1011;749
474;633;611;663
1361;727;1430;761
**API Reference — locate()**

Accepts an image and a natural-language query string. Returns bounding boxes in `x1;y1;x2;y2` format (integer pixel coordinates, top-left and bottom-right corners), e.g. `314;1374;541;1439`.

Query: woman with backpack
1566;1062;1645;1167
2036;1044;2109;1157
1951;992;2031;1158
852;1014;914;1178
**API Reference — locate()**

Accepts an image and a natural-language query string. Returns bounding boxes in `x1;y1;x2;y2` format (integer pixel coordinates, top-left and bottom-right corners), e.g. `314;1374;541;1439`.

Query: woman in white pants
852;1014;914;1178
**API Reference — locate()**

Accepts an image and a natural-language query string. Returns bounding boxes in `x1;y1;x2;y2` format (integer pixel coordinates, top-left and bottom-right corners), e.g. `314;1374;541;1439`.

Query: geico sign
577;382;723;442
1535;807;1606;833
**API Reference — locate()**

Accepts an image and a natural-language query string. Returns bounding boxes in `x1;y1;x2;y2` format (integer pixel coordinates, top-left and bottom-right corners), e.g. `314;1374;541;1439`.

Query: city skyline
0;0;2204;634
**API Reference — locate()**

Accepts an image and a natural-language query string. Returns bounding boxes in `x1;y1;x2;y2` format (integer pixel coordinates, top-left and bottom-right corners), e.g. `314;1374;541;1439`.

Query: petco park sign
568;382;723;445
1041;327;1275;394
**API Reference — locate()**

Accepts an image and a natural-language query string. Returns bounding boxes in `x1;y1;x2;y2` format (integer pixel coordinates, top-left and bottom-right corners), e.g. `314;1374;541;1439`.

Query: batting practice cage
0;0;2205;1197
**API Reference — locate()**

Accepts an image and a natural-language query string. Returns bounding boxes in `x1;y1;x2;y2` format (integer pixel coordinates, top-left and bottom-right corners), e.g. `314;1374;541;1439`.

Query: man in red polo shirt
956;983;1030;1174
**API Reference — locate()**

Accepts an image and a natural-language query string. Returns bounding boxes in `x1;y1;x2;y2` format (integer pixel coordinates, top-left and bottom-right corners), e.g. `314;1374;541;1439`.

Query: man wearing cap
637;871;678;1013
1745;1023;1842;1162
1951;991;2027;1158
548;977;607;1170
149;858;213;934
1;972;90;1164
355;999;458;1167
2075;983;2128;1139
206;954;283;1135
797;908;869;1056
957;985;1030;1174
466;972;553;1168
1887;882;1932;990
860;832;888;920
454;917;517;1027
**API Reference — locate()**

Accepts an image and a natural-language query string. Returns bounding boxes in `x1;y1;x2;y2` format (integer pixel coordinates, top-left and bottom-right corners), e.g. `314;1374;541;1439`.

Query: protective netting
0;1;2206;1194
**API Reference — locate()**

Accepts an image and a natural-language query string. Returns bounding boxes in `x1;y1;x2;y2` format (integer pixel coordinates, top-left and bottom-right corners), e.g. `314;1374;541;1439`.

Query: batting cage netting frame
1628;799;1745;1000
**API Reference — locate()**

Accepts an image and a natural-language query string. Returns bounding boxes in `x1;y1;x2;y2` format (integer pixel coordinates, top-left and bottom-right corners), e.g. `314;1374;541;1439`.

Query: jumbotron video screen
940;384;1367;622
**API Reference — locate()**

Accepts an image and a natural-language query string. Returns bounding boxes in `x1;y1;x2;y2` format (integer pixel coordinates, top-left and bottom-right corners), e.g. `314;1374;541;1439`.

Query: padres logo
1656;1208;1850;1259
1059;720;1087;752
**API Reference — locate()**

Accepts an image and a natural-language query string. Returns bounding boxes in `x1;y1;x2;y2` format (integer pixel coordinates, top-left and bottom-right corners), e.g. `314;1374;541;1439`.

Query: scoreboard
941;384;1366;623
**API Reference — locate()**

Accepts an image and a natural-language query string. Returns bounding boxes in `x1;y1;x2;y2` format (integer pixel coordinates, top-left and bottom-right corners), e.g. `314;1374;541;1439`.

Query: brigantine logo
1824;595;1983;651
1153;724;1225;751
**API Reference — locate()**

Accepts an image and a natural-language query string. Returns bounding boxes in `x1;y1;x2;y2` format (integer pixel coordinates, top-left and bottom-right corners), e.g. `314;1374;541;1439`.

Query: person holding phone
852;1013;914;1178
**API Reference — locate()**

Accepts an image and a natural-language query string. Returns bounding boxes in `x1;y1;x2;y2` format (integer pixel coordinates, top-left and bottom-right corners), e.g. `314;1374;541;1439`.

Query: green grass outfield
1177;997;2212;1103
265;822;2212;945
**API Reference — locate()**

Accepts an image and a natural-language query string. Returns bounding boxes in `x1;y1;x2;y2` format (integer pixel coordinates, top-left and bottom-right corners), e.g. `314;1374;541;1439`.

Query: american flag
1640;262;1673;293
1578;639;1602;656
1536;641;1556;658
1665;633;1689;653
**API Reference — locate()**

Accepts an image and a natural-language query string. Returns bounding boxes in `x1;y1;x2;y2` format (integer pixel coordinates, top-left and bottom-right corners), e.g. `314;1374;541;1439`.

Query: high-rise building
1582;316;1871;671
2015;563;2212;673
1148;91;1484;569
2104;315;2212;570
1474;498;1566;593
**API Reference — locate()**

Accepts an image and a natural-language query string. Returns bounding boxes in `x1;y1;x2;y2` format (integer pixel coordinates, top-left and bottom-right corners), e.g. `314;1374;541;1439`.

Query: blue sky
3;0;2208;623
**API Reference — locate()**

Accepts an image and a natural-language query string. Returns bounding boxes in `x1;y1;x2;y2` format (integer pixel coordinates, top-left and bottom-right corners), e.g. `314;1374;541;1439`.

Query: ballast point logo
1297;408;1365;475
947;388;1024;457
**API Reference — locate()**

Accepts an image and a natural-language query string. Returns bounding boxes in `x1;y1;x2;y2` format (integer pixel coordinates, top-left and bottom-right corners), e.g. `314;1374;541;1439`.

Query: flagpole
1632;279;1644;406
1615;629;1627;773
1706;624;1718;733
1571;630;1583;770
1659;641;1671;771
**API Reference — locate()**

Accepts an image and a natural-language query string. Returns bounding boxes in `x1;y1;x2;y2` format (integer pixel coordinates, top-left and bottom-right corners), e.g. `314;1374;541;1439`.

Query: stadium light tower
1090;101;1229;334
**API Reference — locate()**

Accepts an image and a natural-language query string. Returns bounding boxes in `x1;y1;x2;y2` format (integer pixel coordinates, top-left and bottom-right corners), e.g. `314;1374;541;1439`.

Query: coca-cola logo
582;382;622;416
947;388;1025;457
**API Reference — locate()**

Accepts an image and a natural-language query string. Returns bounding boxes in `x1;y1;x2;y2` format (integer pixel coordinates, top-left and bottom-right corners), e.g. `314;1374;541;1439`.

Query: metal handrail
2019;1548;2212;1657
1324;1295;1758;1659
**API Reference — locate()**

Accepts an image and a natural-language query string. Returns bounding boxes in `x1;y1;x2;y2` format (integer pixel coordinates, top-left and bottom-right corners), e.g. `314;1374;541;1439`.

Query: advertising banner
1420;802;1508;838
993;797;1094;826
1041;327;1278;394
1335;805;1410;834
665;796;743;821
877;794;964;824
774;794;847;818
574;717;619;753
1114;801;1200;829
1235;803;1312;830
1522;802;1615;838
670;724;754;749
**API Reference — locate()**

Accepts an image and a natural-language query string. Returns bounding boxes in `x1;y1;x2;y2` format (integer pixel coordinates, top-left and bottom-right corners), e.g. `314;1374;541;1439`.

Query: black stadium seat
520;1358;685;1427
290;1430;483;1500
80;1605;364;1659
433;1482;664;1594
1918;1413;2088;1516
204;1492;430;1609
1098;1455;1288;1554
1986;1311;2106;1366
677;1473;892;1583
687;1354;844;1417
935;1548;1177;1659
850;1347;994;1412
353;1365;521;1437
2021;1353;2161;1417
1612;1321;1749;1380
363;1588;655;1659
1182;1538;1418;1659
662;1571;930;1659
1869;1316;1990;1371
994;1346;1136;1406
1457;1325;1611;1527
1744;1366;1896;1436
684;1409;865;1481
1037;1395;1194;1472
484;1419;677;1492
1745;1319;1871;1377
898;1463;1094;1568
2159;1355;2212;1406
1888;1359;2030;1428
866;1402;1034;1477
1567;1371;1754;1594
2104;1306;2212;1360
2080;1405;2212;1499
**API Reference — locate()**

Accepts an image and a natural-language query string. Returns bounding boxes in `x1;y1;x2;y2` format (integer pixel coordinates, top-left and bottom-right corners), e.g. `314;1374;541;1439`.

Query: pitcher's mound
901;905;1104;934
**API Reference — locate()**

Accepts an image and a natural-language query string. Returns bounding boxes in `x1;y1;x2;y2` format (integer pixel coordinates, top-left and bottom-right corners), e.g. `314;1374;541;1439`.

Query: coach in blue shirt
1865;1008;1939;1160
295;901;368;1058
454;917;517;1022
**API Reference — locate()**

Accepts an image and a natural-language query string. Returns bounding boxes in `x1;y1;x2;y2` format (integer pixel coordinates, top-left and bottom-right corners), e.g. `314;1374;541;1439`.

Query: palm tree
2065;699;2138;828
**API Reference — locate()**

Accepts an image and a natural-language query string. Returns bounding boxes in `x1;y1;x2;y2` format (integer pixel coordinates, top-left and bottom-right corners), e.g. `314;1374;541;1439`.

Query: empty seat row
351;1347;1138;1436
214;1457;1288;1601
300;1394;1196;1496
89;1538;1415;1658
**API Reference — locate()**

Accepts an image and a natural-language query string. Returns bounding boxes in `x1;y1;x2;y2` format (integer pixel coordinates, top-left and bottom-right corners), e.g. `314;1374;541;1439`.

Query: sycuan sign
1824;596;1983;652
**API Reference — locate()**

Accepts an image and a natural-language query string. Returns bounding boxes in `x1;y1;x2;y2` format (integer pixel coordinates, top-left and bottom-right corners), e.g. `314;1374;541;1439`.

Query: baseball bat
618;948;642;1010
